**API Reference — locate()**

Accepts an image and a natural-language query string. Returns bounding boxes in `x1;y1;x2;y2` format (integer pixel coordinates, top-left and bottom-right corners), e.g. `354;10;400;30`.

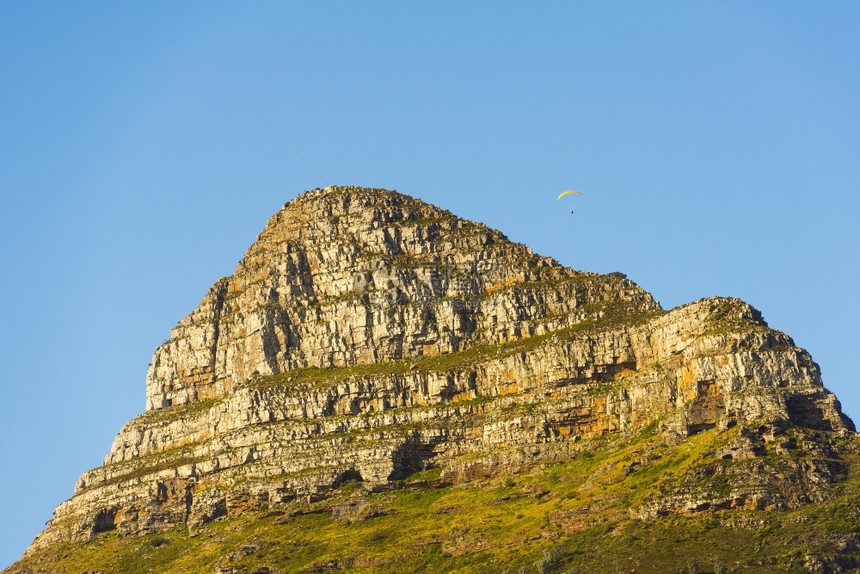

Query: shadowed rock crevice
90;508;117;535
332;469;364;488
207;278;229;396
387;434;444;481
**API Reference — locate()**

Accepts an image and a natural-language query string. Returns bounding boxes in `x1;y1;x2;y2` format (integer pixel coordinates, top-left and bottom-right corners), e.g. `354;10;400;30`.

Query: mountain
7;186;858;573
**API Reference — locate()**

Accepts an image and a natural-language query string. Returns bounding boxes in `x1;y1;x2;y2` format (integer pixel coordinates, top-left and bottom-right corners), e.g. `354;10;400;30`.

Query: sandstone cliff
13;186;857;572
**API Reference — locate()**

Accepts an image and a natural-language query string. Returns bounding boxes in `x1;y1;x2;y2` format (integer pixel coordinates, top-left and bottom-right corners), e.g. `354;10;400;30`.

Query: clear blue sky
1;1;858;567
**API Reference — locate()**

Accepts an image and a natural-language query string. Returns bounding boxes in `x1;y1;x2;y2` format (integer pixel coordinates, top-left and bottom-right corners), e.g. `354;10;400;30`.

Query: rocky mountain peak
11;186;856;573
146;185;656;411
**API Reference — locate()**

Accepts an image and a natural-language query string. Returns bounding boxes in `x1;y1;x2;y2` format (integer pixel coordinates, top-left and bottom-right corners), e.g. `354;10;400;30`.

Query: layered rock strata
25;186;854;555
145;186;657;411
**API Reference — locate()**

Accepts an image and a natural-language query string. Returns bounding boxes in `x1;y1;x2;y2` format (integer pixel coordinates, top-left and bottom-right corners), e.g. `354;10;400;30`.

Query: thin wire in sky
491;110;605;225
256;112;330;187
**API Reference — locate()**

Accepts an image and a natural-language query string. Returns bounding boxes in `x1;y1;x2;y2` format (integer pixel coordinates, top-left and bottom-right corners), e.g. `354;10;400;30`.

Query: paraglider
556;190;584;200
557;190;584;214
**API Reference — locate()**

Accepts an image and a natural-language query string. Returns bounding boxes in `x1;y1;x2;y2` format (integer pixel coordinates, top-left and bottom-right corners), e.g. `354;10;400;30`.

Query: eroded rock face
145;187;657;411
23;186;855;556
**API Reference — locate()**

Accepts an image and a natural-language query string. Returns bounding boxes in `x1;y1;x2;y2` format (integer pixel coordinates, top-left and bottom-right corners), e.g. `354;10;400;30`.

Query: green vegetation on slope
10;427;859;574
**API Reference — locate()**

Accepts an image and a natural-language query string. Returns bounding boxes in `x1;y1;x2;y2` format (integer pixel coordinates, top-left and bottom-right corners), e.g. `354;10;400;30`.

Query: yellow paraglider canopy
557;190;584;200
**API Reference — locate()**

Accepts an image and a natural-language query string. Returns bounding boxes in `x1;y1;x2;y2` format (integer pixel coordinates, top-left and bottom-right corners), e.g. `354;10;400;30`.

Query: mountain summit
10;186;858;573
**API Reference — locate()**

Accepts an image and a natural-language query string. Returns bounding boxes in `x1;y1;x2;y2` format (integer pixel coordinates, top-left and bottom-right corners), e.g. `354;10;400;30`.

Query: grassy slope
10;425;859;574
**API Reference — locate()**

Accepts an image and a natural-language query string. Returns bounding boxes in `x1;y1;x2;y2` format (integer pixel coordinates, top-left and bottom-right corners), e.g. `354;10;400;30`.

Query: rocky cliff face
19;186;855;563
143;186;656;411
